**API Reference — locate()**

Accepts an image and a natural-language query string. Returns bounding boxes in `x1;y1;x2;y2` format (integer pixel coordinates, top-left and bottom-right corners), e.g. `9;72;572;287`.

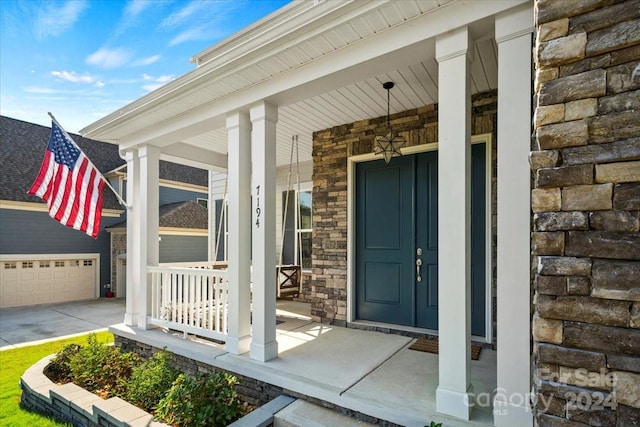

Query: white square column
495;5;534;427
225;111;252;354
249;101;278;362
136;145;160;329
123;149;139;326
435;25;473;421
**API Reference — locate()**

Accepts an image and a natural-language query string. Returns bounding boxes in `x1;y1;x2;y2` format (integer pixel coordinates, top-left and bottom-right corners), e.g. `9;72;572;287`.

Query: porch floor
110;302;496;427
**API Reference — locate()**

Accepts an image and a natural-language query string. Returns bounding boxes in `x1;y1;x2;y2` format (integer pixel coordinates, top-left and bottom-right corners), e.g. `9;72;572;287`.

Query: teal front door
355;146;486;336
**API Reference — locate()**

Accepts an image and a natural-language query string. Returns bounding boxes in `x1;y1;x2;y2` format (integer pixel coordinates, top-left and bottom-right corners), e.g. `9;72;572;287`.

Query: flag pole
48;112;130;209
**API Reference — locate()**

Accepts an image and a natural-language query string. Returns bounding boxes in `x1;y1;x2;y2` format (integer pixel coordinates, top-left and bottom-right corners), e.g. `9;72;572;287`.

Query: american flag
28;121;105;239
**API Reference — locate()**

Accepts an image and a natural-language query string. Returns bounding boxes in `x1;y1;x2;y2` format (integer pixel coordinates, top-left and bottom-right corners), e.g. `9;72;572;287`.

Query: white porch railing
148;266;229;342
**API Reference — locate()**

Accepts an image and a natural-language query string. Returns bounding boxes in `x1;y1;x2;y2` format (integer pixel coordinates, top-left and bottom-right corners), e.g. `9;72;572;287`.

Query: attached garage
0;254;99;308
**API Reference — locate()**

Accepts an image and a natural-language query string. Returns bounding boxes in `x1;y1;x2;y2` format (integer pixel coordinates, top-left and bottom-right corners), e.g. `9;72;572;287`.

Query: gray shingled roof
0;116;124;209
108;201;208;230
159;162;208;187
1;116;209;209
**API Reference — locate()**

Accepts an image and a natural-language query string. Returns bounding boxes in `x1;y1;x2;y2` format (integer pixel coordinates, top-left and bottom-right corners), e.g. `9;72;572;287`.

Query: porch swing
276;135;303;299
212;135;303;298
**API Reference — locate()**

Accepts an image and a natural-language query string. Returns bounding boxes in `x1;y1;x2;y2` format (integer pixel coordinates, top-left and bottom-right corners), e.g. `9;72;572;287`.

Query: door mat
409;337;482;360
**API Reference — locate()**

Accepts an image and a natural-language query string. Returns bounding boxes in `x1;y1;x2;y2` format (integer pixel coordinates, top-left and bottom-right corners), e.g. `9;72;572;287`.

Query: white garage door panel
0;257;98;308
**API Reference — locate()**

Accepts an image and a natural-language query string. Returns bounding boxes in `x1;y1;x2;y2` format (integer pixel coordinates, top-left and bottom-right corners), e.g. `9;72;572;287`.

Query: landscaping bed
23;333;253;427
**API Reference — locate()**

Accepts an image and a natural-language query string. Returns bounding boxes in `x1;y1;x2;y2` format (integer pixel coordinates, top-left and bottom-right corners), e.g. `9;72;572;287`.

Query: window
40;261;50;268
83;260;93;267
22;261;34;269
4;262;16;269
54;261;65;267
282;189;312;269
197;198;208;208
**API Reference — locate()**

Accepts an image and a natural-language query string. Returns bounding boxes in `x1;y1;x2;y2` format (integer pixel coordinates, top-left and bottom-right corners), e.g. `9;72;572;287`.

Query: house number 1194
255;185;261;228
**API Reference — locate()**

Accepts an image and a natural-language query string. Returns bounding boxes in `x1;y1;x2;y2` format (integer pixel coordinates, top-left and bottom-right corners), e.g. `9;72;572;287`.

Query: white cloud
124;0;154;18
86;47;132;69
94;81;105;88
34;0;88;39
140;73;175;91
161;0;240;46
156;75;173;83
160;1;210;28
51;70;96;84
131;55;161;67
111;0;156;39
142;83;166;92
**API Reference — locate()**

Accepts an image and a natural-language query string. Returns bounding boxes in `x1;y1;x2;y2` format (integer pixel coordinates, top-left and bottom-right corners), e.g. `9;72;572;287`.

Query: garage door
0;256;97;308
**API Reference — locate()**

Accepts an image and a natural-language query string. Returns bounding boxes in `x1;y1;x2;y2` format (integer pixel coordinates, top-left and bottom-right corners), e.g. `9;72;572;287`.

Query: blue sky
0;0;290;133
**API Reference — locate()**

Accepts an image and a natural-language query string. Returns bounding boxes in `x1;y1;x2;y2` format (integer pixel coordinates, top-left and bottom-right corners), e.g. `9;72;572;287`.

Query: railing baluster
146;265;229;341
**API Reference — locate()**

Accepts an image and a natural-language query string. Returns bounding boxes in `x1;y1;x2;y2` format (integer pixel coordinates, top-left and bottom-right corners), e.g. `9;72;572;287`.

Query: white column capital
249;101;278;124
226;110;251;130
137;144;161;159
120;148;138;162
495;4;534;44
436;26;472;64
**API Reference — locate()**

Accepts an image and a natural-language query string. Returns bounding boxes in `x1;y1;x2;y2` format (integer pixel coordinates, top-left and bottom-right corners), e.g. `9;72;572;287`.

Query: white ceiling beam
160;143;227;172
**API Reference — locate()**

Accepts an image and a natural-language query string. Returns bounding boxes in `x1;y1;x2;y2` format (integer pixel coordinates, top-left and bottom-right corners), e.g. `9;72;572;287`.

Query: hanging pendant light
374;81;405;164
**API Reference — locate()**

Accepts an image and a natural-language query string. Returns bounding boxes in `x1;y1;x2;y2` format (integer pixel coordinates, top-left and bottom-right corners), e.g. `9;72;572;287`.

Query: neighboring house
0;116;210;308
79;1;639;427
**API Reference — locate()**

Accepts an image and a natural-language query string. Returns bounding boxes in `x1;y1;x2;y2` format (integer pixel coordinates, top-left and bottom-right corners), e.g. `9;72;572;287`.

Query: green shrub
125;350;179;413
45;343;81;383
68;333;140;398
156;372;245;427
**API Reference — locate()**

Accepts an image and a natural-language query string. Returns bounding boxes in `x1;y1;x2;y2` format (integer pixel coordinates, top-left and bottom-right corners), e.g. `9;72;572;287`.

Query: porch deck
110;301;496;427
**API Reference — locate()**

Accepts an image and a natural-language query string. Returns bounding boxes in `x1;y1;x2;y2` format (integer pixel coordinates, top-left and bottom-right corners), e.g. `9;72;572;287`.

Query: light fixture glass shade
374;128;405;164
375;81;406;164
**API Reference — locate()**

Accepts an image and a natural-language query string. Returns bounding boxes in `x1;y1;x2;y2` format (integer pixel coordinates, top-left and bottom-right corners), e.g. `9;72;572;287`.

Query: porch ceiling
81;0;513;169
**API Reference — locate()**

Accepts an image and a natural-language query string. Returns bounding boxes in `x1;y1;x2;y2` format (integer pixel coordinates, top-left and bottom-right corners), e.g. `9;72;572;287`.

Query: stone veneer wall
531;1;640;426
310;90;498;342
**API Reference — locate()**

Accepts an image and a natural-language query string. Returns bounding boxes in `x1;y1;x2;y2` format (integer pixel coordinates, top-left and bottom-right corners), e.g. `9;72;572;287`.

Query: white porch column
495;5;534;426
225;111;252;354
249;101;278;362
435;26;473;421
136;145;160;329
123;149;139;326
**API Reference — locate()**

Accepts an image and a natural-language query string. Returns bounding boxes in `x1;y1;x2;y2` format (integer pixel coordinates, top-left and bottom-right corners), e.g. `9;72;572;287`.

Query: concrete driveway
0;298;125;349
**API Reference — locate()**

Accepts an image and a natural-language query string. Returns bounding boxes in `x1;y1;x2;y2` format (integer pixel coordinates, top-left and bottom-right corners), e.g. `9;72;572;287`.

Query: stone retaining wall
532;1;640;425
310;90;498;344
20;355;166;427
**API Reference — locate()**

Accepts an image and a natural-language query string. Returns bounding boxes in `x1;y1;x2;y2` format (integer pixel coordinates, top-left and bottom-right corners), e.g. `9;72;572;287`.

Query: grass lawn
0;331;113;427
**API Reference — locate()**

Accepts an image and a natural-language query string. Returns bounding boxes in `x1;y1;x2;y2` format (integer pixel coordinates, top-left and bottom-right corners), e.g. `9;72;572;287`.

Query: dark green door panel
355;145;487;336
356;156;414;326
470;143;486;336
415;151;438;329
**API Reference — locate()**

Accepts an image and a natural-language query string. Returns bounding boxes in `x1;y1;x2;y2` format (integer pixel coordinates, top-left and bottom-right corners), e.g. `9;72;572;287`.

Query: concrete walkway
111;302;497;427
0;298;125;349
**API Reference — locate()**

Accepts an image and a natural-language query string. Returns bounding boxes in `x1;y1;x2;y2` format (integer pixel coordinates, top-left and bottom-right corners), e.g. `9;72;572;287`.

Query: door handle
416;258;423;282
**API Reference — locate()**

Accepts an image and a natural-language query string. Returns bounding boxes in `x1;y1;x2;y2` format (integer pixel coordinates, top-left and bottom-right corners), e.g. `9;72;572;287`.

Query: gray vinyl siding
0;208;123;297
159;235;207;263
159;187;207;205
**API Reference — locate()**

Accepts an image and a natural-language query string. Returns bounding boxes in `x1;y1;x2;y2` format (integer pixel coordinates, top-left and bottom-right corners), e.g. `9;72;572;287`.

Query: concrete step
274;399;375;427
